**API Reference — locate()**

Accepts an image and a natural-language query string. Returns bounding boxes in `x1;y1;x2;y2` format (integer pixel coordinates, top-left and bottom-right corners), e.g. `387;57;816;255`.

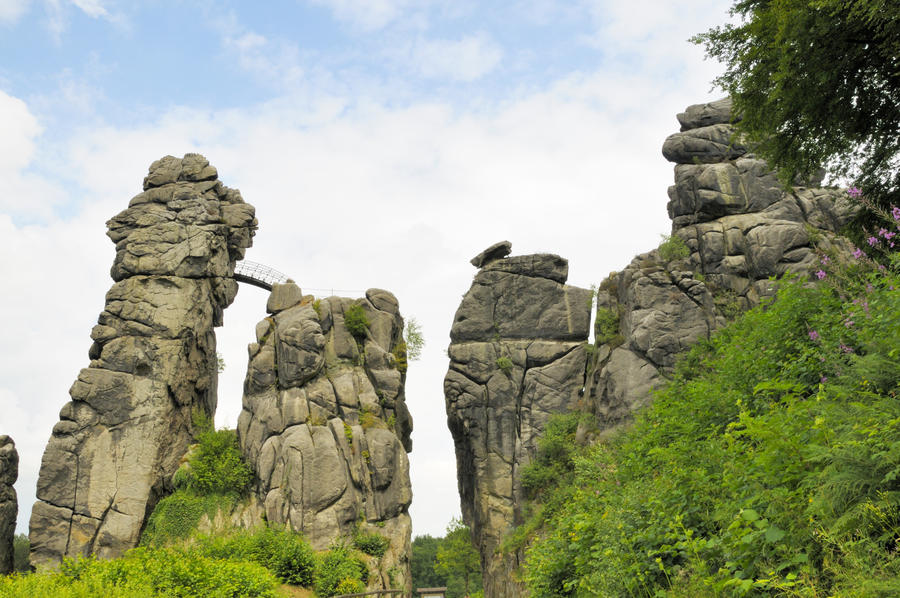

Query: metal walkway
233;260;289;291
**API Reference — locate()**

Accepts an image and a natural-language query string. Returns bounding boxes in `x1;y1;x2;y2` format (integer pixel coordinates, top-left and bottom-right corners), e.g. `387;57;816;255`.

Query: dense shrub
352;530;390;557
343;304;370;339
658;233;690;262
180;427;253;496
314;543;369;597
196;527;316;587
0;546;278;597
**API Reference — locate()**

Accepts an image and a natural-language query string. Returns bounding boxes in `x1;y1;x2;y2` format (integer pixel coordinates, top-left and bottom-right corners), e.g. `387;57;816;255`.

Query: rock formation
0;436;17;574
444;245;592;597
30;154;256;567
584;97;857;431
239;282;413;592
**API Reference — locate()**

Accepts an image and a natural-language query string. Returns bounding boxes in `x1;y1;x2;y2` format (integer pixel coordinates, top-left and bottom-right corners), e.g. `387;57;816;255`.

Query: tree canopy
693;0;900;204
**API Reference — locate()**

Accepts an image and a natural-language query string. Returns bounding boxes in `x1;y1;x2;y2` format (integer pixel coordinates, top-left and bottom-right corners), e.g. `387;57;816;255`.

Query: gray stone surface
470;240;512;268
30;154;256;568
0;436;17;575
444;250;591;598
677;97;736;131
239;288;413;593
584;100;857;432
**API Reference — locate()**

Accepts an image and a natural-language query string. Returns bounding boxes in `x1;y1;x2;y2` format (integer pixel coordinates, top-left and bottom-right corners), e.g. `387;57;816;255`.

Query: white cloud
3;0;734;538
42;0;121;38
0;90;40;170
70;0;107;18
410;32;503;82
307;0;417;31
213;15;305;90
0;89;69;220
0;0;29;23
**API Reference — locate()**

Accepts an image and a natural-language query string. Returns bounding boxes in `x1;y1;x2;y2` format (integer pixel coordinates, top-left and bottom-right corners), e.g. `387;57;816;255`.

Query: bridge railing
233;260;289;291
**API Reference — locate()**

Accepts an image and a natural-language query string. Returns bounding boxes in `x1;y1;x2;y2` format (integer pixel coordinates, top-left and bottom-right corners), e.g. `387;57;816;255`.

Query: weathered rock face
30;154;256;568
239;283;413;592
584;98;857;431
0;436;17;574
444;247;592;598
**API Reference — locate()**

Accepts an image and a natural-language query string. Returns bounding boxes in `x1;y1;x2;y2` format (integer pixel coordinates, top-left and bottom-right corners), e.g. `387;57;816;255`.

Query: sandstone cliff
444;100;858;597
0;436;17;574
29;154;257;567
239;282;414;591
583;98;857;429
444;242;592;598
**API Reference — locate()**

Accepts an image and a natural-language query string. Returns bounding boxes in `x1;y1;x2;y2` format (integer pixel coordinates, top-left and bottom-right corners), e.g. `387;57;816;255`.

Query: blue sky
0;0;735;539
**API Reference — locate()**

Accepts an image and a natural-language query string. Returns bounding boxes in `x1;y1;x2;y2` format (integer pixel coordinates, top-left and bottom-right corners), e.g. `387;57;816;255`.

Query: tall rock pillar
239;283;414;592
29;154;256;568
584;98;858;432
444;243;592;598
0;436;17;574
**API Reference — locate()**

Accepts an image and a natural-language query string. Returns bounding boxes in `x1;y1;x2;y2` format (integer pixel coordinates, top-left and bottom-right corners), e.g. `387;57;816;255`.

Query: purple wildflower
893;206;900;221
853;247;866;259
815;269;827;280
848;187;862;199
868;236;879;246
820;255;830;265
809;330;820;341
840;344;854;354
820;376;828;384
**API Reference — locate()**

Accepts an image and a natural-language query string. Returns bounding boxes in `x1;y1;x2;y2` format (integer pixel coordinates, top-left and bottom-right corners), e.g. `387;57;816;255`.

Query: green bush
353;530;390;557
391;341;409;373
193;527;316;587
140;490;229;546
658;233;690;262
182;428;254;496
344;304;370;339
314;543;368;597
495;356;513;375
594;307;620;345
0;546;278;597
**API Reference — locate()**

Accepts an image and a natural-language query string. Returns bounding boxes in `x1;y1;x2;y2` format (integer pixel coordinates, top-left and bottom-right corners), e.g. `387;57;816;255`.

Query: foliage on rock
521;221;900;595
693;0;900;208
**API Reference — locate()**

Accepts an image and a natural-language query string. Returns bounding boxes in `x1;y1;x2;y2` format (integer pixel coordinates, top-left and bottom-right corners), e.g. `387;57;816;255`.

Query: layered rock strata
239;283;413;592
584;98;857;430
0;436;17;574
444;246;592;598
30;154;256;567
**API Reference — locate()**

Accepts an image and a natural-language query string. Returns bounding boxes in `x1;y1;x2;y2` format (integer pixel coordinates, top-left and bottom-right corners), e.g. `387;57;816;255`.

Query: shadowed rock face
239;283;413;593
584;98;857;431
29;154;257;568
444;247;592;598
0;436;17;574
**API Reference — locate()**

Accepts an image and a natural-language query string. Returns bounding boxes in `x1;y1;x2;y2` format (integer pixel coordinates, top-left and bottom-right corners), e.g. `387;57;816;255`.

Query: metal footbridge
233;260;289;291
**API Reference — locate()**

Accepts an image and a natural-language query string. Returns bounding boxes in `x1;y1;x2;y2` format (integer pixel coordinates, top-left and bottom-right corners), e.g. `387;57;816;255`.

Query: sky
0;0;735;539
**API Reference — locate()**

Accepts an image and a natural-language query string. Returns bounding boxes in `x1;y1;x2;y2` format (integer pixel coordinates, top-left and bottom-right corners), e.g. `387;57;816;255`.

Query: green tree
411;535;445;589
693;1;900;205
405;317;425;361
434;519;481;597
